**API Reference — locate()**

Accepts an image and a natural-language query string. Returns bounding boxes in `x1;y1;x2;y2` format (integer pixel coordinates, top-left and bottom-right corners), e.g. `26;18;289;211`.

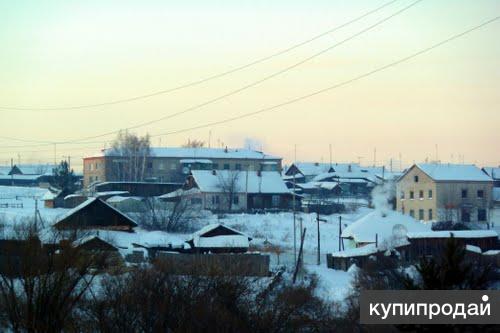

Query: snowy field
0;185;369;302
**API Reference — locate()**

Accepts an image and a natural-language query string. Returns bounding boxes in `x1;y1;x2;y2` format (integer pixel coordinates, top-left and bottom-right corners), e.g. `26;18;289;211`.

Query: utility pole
53;143;57;166
10;158;13;186
293;227;306;284
208;130;212;148
293;144;297;264
338;216;342;251
316;212;326;265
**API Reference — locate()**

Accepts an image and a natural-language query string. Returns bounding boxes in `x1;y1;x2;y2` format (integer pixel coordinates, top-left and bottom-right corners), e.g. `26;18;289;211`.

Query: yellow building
396;164;493;225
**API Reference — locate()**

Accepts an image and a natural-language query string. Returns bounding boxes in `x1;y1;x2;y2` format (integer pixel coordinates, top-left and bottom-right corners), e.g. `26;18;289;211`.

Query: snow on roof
291;163;334;176
190;170;290;194
482;167;500;180
483;250;500;256
0;174;43;181
12;164;55;175
415;163;492;182
297;181;340;190
407;230;498;239
196;235;249;248
465;244;482;254
42;190;59;200
97;147;280;160
188;223;251;248
71;235;116;249
331;238;410;258
179;159;213;164
158;187;201;199
313;166;381;183
64;194;86;200
342;210;431;244
55;197;138;226
106;195;141;203
95;191;129;197
493;188;500;202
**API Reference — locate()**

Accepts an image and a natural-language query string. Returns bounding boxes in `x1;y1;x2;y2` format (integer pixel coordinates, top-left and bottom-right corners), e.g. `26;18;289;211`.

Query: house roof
289;163;334;176
410;163;492;182
407;230;498;239
11;164;55;175
54;198;138;229
187;224;251;248
93;147;280;160
342;210;431;244
313;164;384;183
190;170;290;194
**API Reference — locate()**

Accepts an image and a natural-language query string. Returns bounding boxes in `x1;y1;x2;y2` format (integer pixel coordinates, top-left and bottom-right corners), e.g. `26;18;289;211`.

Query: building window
428;190;433;199
212;163;218;169
478;209;487;222
170;163;176;170
477;190;484;198
147;162;153;169
233;196;239;205
409;210;415;218
461;189;468;198
212;195;220;206
95;163;98;170
414;175;419;182
235;163;241;170
158;162;165;170
223;164;230;170
400;191;405;199
428;209;433;220
409;191;414;199
418;209;424;220
419;190;424;199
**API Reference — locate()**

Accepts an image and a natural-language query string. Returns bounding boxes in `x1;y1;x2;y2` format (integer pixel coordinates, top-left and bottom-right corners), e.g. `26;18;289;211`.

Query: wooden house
53;198;137;232
186;224;252;254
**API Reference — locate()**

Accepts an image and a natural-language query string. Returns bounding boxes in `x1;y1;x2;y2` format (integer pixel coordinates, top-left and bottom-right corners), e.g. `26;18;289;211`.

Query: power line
1;15;497;153
1;0;421;148
144;16;499;137
0;0;398;112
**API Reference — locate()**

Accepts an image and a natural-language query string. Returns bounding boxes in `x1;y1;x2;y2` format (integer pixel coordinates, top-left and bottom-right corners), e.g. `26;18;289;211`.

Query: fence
155;252;270;277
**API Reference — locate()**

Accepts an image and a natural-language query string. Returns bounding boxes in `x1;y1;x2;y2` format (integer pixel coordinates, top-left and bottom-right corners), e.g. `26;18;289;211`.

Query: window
223;164;230;170
170;163;176;170
400;191;405;199
95;163;98;170
418;209;424;220
477;190;484;198
235;163;241;170
478;209;487;222
272;195;280;207
428;190;433;199
212;163;219;169
409;191;414;199
147;162;153;169
428;209;433;220
212;195;220;206
233;196;239;205
409;210;415;218
158;162;165;170
414;175;419;182
461;189;468;198
419;190;424;199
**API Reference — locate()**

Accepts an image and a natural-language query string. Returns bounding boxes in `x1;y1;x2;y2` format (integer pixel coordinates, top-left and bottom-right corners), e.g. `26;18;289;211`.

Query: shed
53;198;137;232
186;224;251;253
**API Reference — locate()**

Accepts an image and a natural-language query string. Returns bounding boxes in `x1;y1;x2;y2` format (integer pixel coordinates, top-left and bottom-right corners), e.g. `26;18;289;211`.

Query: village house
161;169;293;212
396;163;494;224
53;197;138;231
185;224;252;254
82;147;282;187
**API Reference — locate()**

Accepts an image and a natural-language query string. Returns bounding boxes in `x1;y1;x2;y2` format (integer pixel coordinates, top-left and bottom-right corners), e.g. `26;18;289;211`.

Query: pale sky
0;0;499;171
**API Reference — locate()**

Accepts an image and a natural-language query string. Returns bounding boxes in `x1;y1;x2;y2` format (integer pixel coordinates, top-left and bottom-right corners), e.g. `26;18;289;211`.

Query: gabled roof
190;170;290;194
288;163;334;177
407;230;498;239
54;198;137;230
10;164;55;175
413;163;492;182
92;147;280;160
187;224;251;248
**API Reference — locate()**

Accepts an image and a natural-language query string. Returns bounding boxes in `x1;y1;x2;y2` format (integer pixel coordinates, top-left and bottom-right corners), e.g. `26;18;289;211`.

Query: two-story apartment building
396;163;493;224
83;147;282;187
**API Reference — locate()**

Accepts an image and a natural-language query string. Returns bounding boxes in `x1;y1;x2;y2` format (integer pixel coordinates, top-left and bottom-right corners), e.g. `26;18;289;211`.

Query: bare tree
0;221;109;332
217;170;241;212
182;139;205;148
109;131;151;182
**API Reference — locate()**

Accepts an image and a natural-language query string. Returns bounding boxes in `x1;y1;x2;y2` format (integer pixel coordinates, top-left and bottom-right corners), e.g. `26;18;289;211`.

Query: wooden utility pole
338;216;342;251
293;144;297;264
293;227;306;284
316;212;326;265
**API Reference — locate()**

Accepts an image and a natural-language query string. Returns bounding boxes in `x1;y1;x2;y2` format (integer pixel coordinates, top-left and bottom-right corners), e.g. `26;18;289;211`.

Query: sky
0;0;499;171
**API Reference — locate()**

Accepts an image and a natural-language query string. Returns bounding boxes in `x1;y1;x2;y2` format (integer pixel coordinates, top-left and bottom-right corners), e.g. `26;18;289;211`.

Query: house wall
396;166;493;224
396;167;437;222
83;156;282;187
